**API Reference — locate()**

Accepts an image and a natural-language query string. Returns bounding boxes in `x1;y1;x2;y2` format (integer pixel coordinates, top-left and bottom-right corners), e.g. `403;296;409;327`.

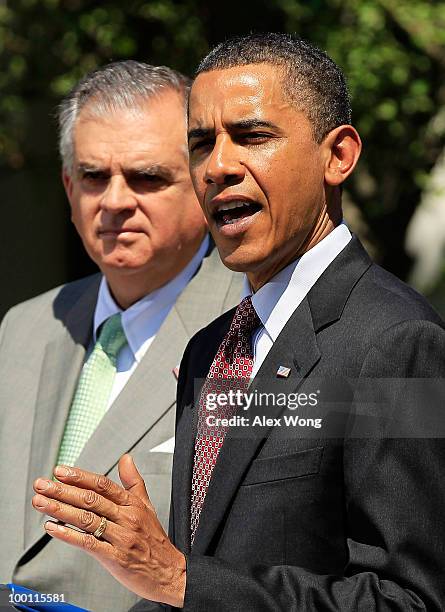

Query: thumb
118;454;150;504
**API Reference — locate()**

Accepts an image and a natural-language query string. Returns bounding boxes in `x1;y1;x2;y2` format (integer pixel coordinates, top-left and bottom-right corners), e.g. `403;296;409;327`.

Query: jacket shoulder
1;274;101;330
355;263;443;327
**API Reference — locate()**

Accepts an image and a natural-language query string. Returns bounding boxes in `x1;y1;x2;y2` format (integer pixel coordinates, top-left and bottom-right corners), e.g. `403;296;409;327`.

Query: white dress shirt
91;235;209;410
242;224;352;378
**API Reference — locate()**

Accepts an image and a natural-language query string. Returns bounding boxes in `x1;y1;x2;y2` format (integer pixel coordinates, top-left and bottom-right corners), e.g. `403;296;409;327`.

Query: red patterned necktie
190;296;260;544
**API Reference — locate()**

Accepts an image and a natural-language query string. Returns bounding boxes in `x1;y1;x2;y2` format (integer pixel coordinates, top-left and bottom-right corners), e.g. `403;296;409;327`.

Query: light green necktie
56;313;128;467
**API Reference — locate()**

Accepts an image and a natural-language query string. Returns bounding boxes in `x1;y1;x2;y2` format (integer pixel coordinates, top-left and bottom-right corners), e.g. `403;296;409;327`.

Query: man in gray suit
0;61;241;611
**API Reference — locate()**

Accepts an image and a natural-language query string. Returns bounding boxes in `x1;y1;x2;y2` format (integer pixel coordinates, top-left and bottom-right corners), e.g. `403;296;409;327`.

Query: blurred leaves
0;0;208;166
273;0;445;275
1;0;444;279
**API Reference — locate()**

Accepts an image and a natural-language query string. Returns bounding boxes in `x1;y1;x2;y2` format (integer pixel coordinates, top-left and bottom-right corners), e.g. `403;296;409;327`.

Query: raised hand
32;454;186;607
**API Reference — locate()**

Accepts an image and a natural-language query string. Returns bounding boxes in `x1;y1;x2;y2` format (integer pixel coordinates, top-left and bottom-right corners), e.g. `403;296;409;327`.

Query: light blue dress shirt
92;235;210;409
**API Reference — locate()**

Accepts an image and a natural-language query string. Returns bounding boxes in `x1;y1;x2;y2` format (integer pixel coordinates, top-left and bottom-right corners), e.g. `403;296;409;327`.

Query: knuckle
52;482;64;496
82;533;98;551
79;509;96;529
115;550;130;569
68;468;81;482
125;511;142;532
121;490;131;505
96;474;112;493
121;531;138;551
83;490;100;508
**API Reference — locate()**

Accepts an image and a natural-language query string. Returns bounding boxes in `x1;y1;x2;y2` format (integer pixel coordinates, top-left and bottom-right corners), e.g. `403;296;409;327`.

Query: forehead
73;91;187;163
189;63;291;126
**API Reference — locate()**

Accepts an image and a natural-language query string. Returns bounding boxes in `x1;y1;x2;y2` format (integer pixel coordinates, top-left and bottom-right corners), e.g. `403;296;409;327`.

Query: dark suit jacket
134;237;445;611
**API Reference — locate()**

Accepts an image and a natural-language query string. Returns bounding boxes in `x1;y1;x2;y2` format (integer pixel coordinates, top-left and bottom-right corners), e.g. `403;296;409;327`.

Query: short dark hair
195;32;351;143
58;60;191;172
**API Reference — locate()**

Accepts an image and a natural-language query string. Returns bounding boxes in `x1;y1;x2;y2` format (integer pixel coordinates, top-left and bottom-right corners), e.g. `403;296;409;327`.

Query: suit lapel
162;244;244;550
307;236;372;331
191;298;320;553
76;307;189;475
183;236;373;554
174;243;241;335
170;396;197;554
172;310;233;554
76;245;243;476
24;281;99;549
22;245;242;556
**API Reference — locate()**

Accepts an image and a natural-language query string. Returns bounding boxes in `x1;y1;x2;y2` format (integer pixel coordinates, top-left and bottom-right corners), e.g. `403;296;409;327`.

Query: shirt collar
93;234;210;361
242;223;352;341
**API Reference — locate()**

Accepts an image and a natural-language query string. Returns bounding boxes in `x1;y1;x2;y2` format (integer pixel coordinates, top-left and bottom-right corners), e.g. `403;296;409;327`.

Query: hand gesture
32;454;186;607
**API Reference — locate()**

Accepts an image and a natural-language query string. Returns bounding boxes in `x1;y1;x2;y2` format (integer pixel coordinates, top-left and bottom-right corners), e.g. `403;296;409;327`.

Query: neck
106;274;167;310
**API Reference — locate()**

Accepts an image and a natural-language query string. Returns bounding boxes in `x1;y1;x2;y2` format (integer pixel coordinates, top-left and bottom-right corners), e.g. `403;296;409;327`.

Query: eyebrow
232;119;280;131
76;163;175;182
188;119;281;141
187;127;213;141
76;163;102;174
131;165;175;181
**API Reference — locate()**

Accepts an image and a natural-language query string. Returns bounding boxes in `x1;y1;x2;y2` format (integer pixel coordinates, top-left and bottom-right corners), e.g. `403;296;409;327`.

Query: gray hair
58;60;191;173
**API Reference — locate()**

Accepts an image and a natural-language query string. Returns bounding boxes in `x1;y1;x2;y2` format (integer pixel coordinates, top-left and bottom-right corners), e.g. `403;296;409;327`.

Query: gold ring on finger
93;516;107;539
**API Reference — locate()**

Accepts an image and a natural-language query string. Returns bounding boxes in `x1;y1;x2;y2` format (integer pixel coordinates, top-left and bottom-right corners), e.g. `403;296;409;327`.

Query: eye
237;132;271;144
81;170;108;182
127;172;170;192
135;173;163;183
189;138;214;153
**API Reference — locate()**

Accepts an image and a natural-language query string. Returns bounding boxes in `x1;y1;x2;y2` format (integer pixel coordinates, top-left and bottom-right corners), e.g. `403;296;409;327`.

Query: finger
32;494;122;545
51;465;132;507
33;477;120;522
44;520;113;559
118;455;150;506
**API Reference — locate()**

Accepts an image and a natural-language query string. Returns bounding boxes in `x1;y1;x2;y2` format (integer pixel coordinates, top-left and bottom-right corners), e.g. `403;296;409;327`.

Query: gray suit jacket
0;244;242;612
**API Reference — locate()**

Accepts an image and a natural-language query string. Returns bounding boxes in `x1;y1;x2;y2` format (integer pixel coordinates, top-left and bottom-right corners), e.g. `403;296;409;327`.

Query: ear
323;125;362;186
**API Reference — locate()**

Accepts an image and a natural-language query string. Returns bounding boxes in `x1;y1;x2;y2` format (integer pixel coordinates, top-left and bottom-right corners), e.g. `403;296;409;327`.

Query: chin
218;248;262;274
99;246;153;268
99;257;147;275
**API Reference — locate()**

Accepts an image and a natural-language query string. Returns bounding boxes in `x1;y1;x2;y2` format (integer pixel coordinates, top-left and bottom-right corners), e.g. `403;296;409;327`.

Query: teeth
218;201;252;212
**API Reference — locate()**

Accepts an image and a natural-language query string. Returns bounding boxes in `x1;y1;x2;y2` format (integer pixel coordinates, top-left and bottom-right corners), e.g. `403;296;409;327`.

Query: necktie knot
224;296;260;357
97;313;127;361
228;296;260;338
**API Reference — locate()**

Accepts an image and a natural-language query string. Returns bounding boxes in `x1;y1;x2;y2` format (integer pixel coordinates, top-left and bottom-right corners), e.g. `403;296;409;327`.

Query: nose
100;175;137;213
204;134;245;186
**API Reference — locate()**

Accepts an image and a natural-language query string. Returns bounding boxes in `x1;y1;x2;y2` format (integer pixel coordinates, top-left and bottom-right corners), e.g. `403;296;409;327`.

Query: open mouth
213;200;262;226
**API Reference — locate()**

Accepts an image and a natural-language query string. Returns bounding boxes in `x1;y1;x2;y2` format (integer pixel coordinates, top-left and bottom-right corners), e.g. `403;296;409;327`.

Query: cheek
249;148;298;206
147;188;204;235
189;164;206;203
70;201;98;244
276;155;323;203
142;206;180;247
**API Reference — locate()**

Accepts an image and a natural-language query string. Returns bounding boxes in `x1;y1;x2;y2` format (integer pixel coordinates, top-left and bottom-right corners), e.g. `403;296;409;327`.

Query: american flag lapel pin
276;365;291;378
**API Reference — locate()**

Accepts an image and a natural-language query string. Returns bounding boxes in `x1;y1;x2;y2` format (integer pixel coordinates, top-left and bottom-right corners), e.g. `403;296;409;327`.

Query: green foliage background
1;0;445;315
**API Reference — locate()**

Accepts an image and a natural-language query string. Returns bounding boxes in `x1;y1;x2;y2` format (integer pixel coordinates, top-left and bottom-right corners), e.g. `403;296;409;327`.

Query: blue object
6;585;89;612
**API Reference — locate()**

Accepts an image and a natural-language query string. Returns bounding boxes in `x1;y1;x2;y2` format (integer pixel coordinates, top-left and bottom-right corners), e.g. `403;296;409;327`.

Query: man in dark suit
31;34;445;611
